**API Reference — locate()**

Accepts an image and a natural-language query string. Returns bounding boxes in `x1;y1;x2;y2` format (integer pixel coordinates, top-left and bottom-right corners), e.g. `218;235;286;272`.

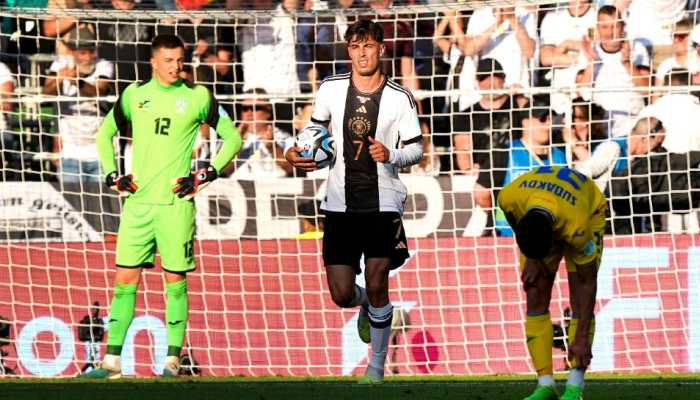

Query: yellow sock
567;317;595;369
526;313;553;376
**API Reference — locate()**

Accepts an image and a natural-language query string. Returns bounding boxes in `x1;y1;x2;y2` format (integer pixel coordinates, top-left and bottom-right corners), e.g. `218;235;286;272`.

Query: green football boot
560;384;584;400
357;365;384;384
357;306;371;344
523;385;559;400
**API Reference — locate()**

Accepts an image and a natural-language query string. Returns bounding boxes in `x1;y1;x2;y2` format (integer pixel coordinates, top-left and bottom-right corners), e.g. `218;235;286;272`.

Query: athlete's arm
96;85;133;176
285;80;332;171
569;259;597;369
389;95;423;168
202;92;242;172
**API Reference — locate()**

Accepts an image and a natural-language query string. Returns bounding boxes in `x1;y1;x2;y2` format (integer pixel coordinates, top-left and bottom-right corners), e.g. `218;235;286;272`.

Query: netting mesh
0;0;699;377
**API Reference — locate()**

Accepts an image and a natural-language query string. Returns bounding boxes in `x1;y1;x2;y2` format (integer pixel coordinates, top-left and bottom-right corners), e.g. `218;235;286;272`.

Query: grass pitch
3;374;700;400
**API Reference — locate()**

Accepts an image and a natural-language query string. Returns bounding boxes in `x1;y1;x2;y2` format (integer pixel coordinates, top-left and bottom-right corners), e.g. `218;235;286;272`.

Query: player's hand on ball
105;172;138;196
171;166;218;200
568;337;593;370
368;136;390;163
285;146;317;172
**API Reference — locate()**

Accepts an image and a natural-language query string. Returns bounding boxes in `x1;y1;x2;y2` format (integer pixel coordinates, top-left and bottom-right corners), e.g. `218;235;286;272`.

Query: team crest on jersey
348;115;371;137
138;100;150;109
176;99;187;113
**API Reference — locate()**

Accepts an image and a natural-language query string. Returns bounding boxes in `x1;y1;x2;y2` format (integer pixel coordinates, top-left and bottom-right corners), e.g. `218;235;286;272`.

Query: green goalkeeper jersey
96;78;242;205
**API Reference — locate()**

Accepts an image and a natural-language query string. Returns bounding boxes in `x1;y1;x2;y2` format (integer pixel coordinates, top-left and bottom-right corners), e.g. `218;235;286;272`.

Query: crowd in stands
1;0;700;234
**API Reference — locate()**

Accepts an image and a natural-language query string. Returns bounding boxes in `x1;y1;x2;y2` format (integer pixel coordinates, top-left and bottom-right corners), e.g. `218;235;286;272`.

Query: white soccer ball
295;125;336;169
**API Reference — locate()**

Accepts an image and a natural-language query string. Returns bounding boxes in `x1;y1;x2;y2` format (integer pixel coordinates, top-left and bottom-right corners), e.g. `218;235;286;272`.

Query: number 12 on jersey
154;117;171;135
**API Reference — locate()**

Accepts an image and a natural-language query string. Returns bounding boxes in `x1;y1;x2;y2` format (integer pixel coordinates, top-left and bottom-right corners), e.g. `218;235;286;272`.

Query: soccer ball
296;125;336;169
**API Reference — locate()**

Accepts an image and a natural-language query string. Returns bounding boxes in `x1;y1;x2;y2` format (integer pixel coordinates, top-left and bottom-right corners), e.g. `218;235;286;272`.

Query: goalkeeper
84;34;242;378
497;166;607;400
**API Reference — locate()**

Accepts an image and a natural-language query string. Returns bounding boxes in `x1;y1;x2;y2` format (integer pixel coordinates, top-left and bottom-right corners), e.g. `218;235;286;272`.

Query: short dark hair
151;34;185;56
345;19;384;44
598;5;621;21
515;208;554;260
571;97;606;142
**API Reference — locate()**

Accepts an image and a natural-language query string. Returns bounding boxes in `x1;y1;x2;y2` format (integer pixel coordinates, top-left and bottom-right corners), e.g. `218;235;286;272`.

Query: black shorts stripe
161;266;194;275
116;262;154;269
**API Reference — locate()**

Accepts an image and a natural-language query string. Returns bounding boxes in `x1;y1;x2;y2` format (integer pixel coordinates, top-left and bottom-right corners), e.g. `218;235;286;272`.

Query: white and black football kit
306;73;423;272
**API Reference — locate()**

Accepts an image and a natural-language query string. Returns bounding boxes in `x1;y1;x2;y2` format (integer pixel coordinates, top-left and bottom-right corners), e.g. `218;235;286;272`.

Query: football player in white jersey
285;19;423;383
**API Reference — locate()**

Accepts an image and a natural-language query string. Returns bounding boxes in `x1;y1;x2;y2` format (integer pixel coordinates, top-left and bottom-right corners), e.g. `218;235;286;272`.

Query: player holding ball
285;19;423;383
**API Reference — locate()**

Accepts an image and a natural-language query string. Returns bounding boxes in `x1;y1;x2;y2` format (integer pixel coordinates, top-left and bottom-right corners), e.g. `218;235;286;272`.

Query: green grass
3;374;700;400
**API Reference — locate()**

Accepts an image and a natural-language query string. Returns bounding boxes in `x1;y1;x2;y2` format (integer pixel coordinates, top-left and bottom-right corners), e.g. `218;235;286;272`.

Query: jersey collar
151;77;184;92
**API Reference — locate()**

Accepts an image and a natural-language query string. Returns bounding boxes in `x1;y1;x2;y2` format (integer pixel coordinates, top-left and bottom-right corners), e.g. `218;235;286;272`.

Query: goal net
0;0;699;377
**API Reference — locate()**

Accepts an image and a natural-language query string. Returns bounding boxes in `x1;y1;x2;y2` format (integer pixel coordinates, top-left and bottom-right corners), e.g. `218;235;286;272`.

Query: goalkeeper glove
171;166;218;199
105;171;138;196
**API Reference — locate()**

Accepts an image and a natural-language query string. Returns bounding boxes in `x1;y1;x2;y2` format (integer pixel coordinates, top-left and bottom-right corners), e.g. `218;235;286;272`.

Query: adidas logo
356;105;367;114
395;241;407;250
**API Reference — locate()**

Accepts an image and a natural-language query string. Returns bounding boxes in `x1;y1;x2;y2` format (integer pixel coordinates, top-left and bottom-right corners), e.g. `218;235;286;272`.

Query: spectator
463;5;537;90
224;89;292;178
473;95;567;236
654;18;691;94
194;44;237;115
43;0;93;57
2;1;52;74
539;0;597;114
434;10;479;113
94;0;153;95
236;0;301;95
577;113;660;191
621;0;686;68
364;0;419;91
452;58;513;172
563;97;606;166
645;69;700;153
627;123;700;221
297;0;362;92
577;5;651;137
688;24;700;82
156;1;217;67
603;116;678;233
42;26;113;184
0;61;17;180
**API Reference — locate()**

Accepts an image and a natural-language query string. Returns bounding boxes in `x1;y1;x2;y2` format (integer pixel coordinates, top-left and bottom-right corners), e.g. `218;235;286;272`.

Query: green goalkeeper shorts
115;199;196;273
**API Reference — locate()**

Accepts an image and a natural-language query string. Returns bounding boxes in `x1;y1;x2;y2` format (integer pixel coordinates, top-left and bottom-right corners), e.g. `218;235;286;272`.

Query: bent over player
498;166;607;400
285;20;423;383
85;34;242;378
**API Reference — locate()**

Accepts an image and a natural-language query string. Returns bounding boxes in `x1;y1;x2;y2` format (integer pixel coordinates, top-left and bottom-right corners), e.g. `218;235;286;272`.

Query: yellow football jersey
497;166;607;268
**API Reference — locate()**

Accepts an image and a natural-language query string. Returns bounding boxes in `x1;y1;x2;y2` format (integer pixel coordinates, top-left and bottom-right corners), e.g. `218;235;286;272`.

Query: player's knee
365;283;388;306
329;285;355;308
114;265;143;286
